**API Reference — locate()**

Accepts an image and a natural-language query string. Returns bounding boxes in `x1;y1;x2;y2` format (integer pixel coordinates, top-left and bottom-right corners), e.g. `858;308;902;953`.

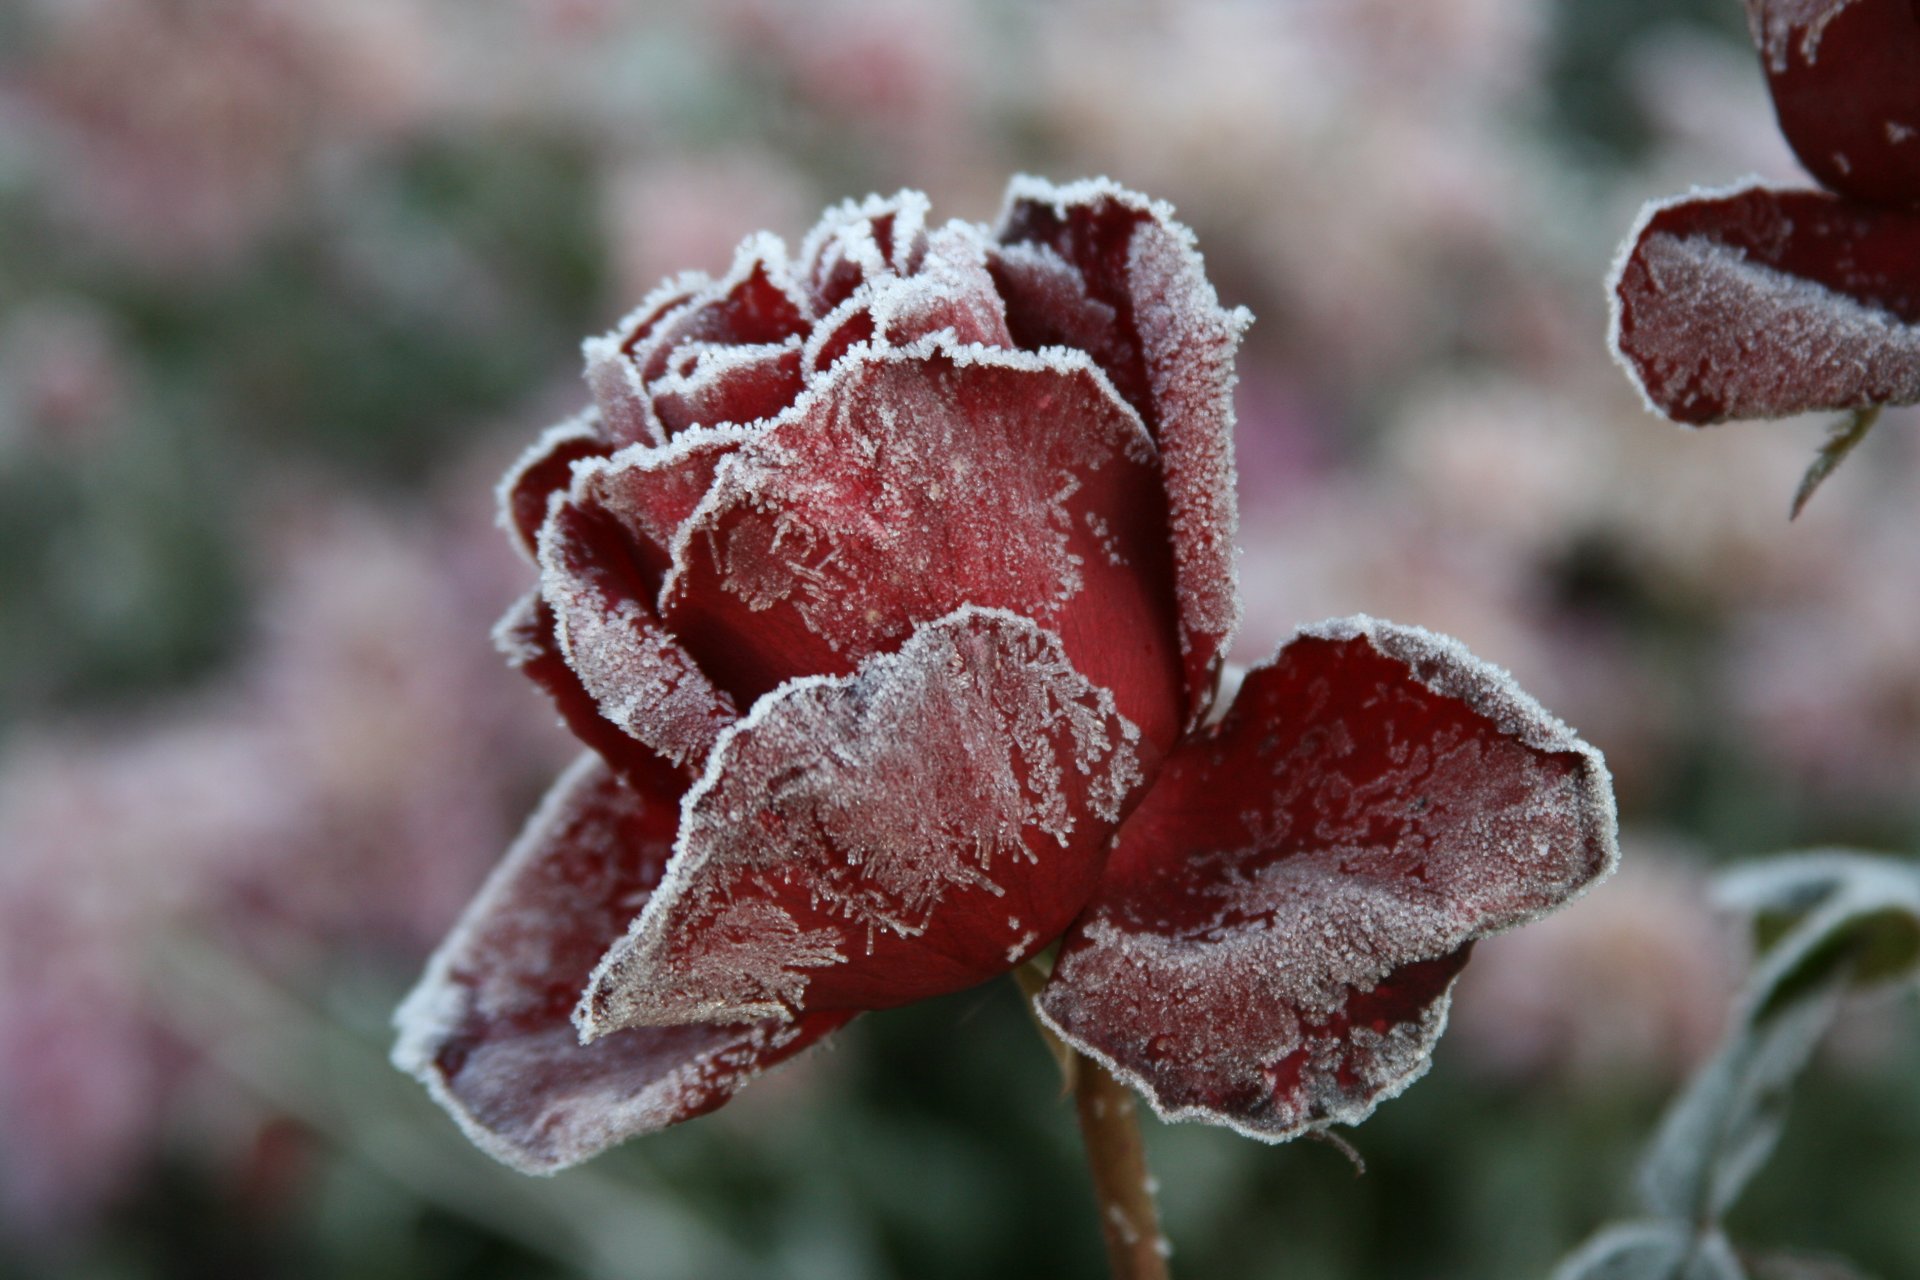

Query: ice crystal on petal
1036;618;1616;1142
1746;0;1867;70
578;608;1143;1033
995;176;1248;721
647;338;805;437
496;411;608;560
658;343;1184;743
392;755;849;1173
538;505;737;769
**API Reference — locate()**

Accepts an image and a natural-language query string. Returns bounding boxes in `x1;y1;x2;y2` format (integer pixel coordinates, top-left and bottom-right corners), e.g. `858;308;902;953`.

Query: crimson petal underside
392;754;851;1174
995;176;1248;726
1609;183;1920;423
1036;618;1617;1142
577;607;1146;1035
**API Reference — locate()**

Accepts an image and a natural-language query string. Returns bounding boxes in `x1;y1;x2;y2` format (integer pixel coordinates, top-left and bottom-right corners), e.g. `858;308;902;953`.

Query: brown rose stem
1072;1048;1171;1280
1013;958;1170;1279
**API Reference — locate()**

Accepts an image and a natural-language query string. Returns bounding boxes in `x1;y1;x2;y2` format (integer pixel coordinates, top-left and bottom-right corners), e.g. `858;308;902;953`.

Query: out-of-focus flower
395;176;1618;1173
1449;844;1741;1085
0;480;567;1232
1609;0;1920;424
4;0;432;271
1728;483;1920;804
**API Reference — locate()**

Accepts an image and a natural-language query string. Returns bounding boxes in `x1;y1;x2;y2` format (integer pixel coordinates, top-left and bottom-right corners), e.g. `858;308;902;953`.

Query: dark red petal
659;346;1185;752
995;177;1248;726
393;754;852;1172
1609;184;1920;423
637;248;813;385
649;341;805;435
1747;0;1920;208
797;191;931;310
581;276;708;447
871;225;1013;349
576;609;1147;1033
585;241;814;447
493;593;688;796
574;432;746;591
803;292;877;375
538;502;738;771
1036;618;1617;1142
496;412;611;560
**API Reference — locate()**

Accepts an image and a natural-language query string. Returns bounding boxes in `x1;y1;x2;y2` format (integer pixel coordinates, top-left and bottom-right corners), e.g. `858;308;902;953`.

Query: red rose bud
396;178;1617;1173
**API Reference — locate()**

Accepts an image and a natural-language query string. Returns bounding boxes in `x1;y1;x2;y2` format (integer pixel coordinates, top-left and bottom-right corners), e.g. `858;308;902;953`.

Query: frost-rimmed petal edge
653;329;1182;731
391;753;851;1174
996;174;1252;725
1607;179;1920;424
1035;615;1619;1145
496;409;609;561
576;605;1146;1036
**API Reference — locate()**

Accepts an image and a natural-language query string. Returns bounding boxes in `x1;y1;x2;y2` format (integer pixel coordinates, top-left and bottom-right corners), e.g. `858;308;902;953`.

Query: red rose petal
637;249;813;384
496;411;610;560
584;239;815;447
1609;183;1920;423
1036;618;1617;1142
798;190;932;309
649;340;805;436
870;225;1014;349
576;608;1147;1033
803;292;878;376
996;177;1249;726
581;275;708;447
492;592;685;795
574;432;747;593
659;344;1185;750
538;502;738;771
1748;0;1920;208
392;754;851;1173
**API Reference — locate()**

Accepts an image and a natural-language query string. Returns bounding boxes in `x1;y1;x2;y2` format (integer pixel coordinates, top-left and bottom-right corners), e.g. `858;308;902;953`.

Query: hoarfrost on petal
1610;184;1920;423
870;222;1014;350
1745;0;1920;207
578;607;1144;1033
492;591;689;795
659;341;1184;749
798;190;932;309
392;754;849;1173
577;429;752;587
496;411;608;560
1037;617;1617;1143
538;503;737;770
648;338;805;436
995;175;1249;723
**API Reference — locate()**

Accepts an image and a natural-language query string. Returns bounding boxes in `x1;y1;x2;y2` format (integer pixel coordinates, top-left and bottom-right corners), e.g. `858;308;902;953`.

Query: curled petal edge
1035;615;1619;1144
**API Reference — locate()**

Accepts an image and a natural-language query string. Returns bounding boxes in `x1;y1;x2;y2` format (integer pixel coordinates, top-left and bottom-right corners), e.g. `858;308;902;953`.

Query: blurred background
2;0;1917;1276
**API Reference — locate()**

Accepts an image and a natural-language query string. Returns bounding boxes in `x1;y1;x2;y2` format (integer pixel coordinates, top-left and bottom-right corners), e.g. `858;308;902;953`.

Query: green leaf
1553;1221;1746;1280
1790;407;1880;521
1718;854;1920;1009
1636;966;1845;1222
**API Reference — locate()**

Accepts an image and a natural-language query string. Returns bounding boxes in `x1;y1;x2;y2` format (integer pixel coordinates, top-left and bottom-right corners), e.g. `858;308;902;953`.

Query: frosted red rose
394;177;1618;1172
1610;0;1920;424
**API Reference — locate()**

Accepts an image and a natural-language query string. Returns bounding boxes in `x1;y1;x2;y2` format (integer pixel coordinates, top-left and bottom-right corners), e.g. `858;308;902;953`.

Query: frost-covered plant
1555;853;1920;1280
1608;0;1920;513
393;176;1618;1273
